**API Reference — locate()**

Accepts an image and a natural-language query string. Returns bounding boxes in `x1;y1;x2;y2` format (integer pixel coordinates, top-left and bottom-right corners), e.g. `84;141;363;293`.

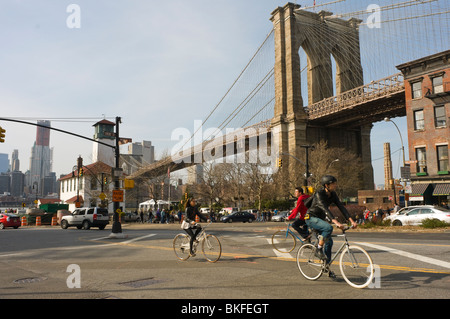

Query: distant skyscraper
0;153;8;173
29;120;53;195
11;149;19;171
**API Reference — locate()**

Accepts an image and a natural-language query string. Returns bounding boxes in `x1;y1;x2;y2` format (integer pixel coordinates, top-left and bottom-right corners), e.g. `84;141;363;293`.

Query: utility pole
111;116;122;234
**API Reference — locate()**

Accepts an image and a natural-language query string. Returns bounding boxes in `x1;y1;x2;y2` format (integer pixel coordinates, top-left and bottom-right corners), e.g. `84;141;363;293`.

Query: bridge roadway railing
306;73;405;119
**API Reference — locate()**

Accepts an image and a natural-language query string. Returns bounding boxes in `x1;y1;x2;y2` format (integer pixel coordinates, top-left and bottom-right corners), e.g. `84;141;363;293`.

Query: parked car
271;211;289;222
391;206;450;226
384;205;434;222
221;211;255;223
0;213;21;229
61;207;109;230
124;212;141;222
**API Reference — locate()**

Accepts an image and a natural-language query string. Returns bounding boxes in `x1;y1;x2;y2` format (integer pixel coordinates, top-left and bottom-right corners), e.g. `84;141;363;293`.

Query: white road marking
358;242;450;269
267;239;294;259
121;234;156;244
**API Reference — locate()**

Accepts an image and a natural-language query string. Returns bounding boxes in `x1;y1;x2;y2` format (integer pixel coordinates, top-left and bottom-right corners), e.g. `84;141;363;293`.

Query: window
411;81;422;99
432;75;444;94
407;209;420;215
91;176;97;190
437;145;449;172
366;198;374;203
420;208;434;215
434;105;446;127
416;147;427;174
414;109;424;130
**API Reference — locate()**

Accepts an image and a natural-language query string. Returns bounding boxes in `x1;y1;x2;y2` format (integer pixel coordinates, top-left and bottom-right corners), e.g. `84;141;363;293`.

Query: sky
1;0;445;187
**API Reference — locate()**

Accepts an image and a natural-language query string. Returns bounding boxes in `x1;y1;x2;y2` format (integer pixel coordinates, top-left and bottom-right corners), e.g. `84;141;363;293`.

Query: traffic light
0;126;5;143
79;168;84;177
277;158;282;168
103;176;108;185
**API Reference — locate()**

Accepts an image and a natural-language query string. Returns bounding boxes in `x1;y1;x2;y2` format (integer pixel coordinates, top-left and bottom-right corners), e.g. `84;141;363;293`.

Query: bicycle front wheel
296;243;324;280
272;230;296;253
339;245;374;289
202;234;222;262
173;234;191;261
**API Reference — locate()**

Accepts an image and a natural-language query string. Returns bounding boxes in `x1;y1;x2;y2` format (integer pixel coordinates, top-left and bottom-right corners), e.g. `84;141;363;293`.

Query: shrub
420;218;449;229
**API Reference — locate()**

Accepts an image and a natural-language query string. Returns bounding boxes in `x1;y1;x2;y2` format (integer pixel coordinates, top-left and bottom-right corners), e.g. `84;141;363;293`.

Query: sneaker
324;265;336;279
190;251;196;257
302;235;312;244
314;247;326;260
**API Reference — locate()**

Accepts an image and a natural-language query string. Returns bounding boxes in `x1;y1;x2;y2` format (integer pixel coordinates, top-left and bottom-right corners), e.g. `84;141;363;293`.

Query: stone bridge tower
270;3;374;190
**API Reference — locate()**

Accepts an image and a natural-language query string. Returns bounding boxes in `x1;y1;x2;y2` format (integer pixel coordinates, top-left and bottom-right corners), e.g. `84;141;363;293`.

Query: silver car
384;205;434;222
271;211;289;222
391;206;450;226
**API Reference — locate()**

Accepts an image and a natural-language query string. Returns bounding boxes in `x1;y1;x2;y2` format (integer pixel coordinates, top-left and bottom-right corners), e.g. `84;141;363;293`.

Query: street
0;222;449;303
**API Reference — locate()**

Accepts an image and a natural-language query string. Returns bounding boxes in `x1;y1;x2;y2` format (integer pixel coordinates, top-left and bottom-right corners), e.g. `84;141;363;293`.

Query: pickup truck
60;207;109;230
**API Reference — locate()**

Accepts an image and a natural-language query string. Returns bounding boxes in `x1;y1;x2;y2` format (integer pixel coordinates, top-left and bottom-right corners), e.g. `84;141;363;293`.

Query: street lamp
327;159;339;170
384;117;406;167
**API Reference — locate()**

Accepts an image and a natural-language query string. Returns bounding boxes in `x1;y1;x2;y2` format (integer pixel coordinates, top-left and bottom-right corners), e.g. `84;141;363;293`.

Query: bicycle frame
327;233;350;266
284;222;305;243
191;221;212;249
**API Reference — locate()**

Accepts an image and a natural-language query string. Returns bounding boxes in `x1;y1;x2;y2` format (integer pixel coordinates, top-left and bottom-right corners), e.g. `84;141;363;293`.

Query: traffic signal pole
111;116;123;235
0;117;126;236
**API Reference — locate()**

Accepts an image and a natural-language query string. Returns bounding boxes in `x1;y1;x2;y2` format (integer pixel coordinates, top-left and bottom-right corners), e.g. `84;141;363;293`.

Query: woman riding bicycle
182;197;207;256
305;175;357;275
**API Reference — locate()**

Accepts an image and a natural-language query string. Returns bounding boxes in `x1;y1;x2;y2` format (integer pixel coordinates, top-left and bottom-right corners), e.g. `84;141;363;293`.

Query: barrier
35;216;41;226
195;215;200;222
21;216;27;226
51;216;58;226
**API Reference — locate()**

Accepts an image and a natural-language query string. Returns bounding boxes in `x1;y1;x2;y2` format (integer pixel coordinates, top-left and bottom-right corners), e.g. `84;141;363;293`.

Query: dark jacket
184;206;207;224
307;188;350;221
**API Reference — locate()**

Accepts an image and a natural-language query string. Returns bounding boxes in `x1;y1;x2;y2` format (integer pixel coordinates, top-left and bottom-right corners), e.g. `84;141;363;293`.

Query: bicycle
296;226;374;289
271;220;310;253
173;221;222;263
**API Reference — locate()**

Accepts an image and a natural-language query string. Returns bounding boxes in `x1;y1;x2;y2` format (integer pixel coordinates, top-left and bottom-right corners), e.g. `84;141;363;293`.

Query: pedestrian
140;210;144;223
148;209;153;223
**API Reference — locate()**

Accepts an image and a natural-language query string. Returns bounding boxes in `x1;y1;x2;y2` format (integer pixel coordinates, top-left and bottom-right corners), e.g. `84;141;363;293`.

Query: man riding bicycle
305;175;357;277
286;187;311;242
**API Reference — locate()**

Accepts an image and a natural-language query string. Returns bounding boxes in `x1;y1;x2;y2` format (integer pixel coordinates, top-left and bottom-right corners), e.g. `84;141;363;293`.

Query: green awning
410;183;431;196
433;183;450;196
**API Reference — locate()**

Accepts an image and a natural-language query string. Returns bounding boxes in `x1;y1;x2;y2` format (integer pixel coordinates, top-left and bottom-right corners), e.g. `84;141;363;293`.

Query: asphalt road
0;222;449;306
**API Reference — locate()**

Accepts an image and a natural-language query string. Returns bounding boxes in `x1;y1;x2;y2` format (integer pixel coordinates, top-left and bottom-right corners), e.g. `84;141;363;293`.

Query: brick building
396;50;450;206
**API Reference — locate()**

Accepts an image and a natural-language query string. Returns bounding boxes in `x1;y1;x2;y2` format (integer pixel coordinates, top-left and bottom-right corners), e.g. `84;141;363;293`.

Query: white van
200;207;211;214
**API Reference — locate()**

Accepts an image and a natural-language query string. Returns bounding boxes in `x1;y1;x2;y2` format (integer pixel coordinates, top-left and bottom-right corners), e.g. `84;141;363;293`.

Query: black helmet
321;175;337;186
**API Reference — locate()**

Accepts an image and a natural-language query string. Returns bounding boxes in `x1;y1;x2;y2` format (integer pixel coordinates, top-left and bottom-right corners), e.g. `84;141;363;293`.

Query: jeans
305;216;333;264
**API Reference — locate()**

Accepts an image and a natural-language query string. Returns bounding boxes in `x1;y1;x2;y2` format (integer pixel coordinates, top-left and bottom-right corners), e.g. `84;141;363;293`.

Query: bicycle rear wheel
202;234;222;262
296;243;324;280
272;230;296;253
173;234;191;261
339;245;374;289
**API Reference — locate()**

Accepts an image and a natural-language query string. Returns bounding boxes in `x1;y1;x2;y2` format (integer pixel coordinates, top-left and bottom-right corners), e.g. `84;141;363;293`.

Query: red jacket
287;194;310;220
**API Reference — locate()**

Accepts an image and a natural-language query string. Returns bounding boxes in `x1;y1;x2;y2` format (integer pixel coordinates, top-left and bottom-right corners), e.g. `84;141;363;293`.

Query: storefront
432;183;450;208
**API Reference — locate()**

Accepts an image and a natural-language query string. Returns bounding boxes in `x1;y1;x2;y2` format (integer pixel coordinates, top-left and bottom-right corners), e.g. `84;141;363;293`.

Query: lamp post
384;117;407;206
384;117;406;167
